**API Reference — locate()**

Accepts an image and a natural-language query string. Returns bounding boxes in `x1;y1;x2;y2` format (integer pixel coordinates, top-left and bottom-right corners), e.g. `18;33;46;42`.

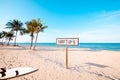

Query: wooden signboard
56;38;79;46
56;38;79;69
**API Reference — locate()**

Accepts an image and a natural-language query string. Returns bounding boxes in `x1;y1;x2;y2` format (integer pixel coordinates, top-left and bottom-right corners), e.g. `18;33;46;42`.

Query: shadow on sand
85;62;108;68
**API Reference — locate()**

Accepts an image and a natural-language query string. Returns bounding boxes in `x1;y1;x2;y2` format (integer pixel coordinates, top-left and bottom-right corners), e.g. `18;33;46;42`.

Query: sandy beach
0;45;120;80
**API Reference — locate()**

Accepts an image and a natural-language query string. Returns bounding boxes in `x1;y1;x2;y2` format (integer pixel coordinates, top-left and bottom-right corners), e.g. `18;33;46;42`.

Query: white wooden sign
56;38;79;69
56;38;79;46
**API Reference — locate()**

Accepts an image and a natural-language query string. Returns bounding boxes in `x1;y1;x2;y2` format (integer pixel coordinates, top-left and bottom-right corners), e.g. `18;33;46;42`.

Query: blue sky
0;0;120;43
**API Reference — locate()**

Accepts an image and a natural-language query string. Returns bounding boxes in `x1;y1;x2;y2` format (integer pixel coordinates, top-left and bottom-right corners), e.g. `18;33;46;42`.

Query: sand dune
0;46;120;80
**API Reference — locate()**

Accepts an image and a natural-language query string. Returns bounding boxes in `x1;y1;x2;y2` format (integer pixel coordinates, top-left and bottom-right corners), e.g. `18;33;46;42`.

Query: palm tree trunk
5;38;7;45
33;32;39;50
1;37;4;45
7;38;10;46
2;38;4;42
14;31;18;46
30;33;34;49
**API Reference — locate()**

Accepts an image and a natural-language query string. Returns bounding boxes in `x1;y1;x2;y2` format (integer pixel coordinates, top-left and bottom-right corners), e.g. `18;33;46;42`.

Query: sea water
16;43;120;51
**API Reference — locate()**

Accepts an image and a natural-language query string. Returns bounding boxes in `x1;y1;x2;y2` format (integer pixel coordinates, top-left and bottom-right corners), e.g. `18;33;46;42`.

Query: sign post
66;40;68;69
56;38;79;69
66;45;68;69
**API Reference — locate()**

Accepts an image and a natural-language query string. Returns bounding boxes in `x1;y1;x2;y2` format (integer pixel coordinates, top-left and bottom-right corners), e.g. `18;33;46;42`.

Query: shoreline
1;44;120;52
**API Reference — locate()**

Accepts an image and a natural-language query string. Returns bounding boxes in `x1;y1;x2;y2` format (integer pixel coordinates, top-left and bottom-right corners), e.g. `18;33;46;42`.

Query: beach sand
0;45;120;80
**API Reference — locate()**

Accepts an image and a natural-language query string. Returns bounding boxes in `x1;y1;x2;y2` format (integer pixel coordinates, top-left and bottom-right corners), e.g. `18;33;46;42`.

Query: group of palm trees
0;19;48;50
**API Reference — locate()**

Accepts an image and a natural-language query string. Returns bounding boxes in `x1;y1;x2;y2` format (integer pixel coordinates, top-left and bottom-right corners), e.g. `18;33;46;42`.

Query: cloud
78;25;120;43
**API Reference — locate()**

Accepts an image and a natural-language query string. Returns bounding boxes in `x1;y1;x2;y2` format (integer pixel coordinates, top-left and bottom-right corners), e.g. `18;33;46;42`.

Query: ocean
16;43;120;51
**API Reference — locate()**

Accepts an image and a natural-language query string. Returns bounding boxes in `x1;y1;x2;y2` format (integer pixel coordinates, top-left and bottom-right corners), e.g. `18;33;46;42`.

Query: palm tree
0;32;2;38
25;20;37;49
0;31;8;45
5;31;15;46
6;20;25;46
0;32;3;40
0;32;3;44
33;21;48;50
26;19;48;50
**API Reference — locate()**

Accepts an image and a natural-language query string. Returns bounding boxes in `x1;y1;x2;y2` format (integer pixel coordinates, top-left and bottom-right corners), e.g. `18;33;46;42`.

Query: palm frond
5;26;14;29
6;19;23;30
39;26;48;32
19;28;27;35
6;22;15;29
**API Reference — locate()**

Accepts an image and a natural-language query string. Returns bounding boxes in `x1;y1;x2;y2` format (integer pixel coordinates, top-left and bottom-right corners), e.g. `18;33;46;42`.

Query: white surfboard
0;67;38;80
